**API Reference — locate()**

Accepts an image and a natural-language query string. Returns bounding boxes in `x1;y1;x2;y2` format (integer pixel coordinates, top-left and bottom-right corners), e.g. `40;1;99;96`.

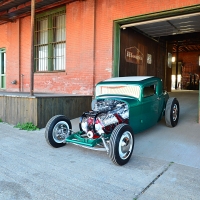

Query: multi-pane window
35;7;66;72
0;48;6;89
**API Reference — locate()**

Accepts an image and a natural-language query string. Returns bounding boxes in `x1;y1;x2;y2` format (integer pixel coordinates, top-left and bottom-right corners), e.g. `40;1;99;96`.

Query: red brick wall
20;17;31;92
94;0;200;86
0;20;20;92
0;0;199;94
33;0;95;95
65;0;95;95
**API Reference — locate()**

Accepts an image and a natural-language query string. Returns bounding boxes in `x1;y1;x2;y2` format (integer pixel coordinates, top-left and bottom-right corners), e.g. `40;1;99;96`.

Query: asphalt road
0;90;200;200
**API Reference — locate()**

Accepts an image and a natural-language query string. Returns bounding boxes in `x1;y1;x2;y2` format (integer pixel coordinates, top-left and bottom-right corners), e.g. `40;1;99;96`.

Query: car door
140;83;160;130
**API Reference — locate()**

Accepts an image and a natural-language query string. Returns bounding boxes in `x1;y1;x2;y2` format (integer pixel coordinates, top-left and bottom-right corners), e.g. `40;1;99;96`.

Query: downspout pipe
18;18;24;92
92;0;96;97
30;0;35;96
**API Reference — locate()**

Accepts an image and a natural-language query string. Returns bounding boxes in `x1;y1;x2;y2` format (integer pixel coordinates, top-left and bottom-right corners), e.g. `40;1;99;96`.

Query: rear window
96;85;140;99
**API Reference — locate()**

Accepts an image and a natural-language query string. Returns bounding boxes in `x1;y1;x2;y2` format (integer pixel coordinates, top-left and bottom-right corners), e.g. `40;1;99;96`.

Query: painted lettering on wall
125;47;143;65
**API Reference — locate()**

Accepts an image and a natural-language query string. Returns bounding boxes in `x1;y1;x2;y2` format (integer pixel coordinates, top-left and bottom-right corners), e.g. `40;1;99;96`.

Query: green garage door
0;49;6;89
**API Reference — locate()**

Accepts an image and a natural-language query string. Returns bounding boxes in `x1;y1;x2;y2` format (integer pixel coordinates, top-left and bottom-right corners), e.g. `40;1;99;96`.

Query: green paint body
66;77;169;147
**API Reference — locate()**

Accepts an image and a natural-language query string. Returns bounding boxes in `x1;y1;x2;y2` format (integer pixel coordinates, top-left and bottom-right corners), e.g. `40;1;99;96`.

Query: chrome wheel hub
118;131;133;160
172;104;178;121
53;121;69;143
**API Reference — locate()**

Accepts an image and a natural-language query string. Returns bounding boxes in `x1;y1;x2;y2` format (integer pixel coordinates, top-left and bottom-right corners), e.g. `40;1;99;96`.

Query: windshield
96;85;140;99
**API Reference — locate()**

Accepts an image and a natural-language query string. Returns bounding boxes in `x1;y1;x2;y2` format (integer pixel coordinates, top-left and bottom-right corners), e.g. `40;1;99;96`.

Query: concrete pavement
0;90;200;200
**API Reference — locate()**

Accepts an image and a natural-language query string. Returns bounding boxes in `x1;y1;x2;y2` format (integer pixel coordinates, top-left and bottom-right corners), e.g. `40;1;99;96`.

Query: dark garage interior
119;12;200;92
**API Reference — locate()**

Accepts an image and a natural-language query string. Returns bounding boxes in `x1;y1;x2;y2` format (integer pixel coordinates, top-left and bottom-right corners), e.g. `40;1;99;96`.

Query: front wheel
109;124;134;166
165;97;179;127
45;115;72;148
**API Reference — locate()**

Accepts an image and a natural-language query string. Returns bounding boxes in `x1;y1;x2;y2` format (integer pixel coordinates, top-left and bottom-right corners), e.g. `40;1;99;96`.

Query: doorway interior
114;6;200;91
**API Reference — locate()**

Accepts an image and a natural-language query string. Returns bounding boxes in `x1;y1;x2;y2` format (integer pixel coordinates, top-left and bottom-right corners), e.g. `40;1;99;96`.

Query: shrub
14;122;39;131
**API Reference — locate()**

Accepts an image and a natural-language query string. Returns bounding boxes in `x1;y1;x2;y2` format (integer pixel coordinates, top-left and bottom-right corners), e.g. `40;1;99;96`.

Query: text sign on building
125;47;143;65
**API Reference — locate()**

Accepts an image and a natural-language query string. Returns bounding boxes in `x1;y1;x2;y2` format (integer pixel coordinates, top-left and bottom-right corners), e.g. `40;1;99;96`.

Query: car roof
98;76;161;85
103;76;152;82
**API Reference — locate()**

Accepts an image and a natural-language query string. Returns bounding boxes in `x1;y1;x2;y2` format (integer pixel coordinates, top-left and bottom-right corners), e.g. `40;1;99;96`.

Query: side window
143;85;156;98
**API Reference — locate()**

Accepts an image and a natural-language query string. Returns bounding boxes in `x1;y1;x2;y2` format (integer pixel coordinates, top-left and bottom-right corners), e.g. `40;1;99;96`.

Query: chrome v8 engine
79;99;129;139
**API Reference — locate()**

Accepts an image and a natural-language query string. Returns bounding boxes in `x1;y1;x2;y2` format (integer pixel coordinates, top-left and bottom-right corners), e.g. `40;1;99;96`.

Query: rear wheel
45;115;72;148
165;97;179;127
109;124;134;166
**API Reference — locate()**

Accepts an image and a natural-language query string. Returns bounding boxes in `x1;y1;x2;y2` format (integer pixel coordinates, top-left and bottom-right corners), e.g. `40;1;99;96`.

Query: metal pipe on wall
30;0;35;96
18;18;22;92
92;0;96;97
21;74;24;92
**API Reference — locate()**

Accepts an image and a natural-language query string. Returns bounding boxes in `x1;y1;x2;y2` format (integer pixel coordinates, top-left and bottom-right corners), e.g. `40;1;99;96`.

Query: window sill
35;70;65;73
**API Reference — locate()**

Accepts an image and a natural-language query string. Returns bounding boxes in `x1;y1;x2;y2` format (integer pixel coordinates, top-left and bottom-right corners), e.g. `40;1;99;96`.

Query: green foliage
0;118;3;122
14;122;39;131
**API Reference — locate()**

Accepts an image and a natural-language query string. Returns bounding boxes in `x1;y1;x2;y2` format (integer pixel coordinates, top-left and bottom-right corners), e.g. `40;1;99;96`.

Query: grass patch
14;122;39;131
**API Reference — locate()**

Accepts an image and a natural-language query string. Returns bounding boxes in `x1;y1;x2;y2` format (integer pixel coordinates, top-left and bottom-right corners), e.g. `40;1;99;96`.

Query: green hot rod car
45;76;179;165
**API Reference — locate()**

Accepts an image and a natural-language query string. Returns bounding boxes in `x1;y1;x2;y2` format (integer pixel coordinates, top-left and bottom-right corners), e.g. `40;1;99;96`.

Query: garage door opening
117;11;200;92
